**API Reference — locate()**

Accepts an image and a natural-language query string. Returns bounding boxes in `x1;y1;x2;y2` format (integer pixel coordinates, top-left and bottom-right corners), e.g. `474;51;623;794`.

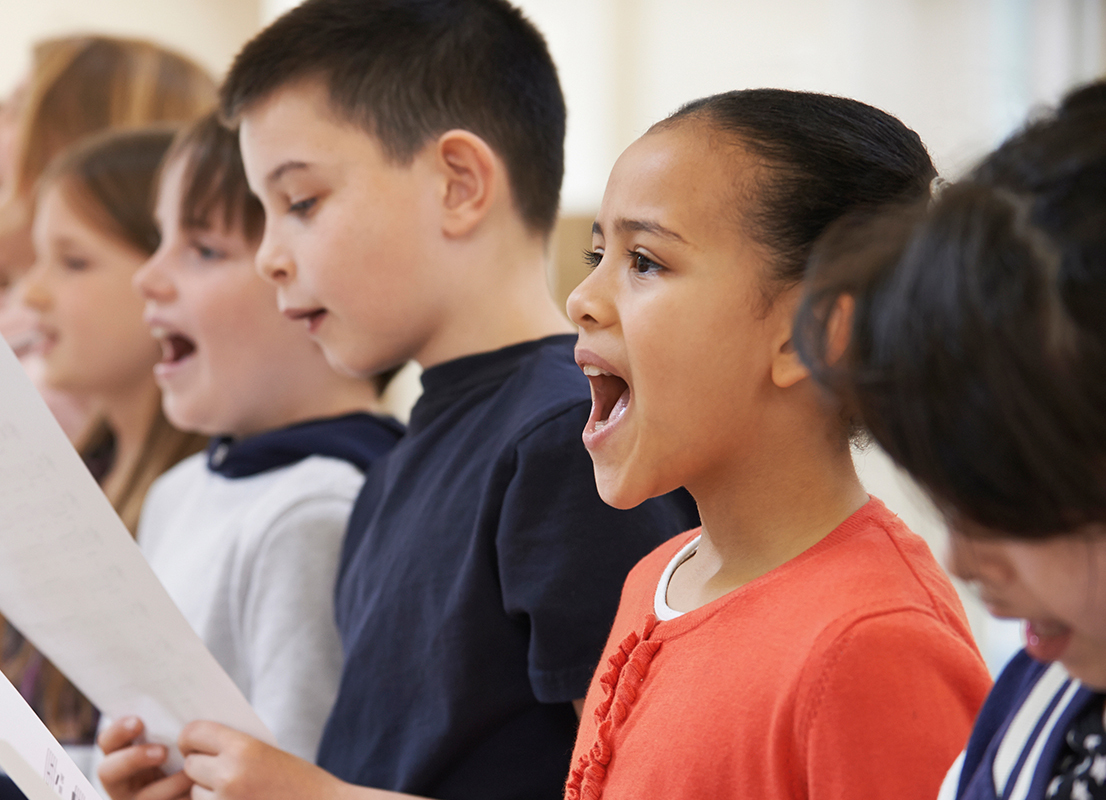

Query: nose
255;224;295;285
944;530;1014;588
566;257;613;329
19;261;51;312
134;247;175;301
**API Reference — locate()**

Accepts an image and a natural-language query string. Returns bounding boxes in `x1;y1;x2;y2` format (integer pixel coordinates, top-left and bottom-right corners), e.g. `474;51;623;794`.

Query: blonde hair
0;35;217;264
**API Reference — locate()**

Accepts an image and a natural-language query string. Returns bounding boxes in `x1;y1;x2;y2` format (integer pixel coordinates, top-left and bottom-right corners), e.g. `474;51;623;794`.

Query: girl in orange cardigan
564;89;993;800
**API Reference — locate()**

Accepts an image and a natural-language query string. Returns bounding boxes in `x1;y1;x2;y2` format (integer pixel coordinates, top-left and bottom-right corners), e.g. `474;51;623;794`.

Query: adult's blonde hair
0;35;217;269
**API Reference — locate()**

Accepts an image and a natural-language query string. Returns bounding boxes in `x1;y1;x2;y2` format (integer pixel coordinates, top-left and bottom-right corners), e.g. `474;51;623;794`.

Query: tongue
1025;619;1072;663
588;375;629;431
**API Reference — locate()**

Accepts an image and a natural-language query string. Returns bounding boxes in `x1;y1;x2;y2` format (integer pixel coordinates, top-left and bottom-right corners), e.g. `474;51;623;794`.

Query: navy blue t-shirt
317;335;698;800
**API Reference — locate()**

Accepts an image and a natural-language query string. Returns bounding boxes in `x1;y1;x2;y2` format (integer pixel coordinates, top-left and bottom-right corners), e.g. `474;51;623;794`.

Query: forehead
238;80;382;175
597;122;756;244
154;154;186;209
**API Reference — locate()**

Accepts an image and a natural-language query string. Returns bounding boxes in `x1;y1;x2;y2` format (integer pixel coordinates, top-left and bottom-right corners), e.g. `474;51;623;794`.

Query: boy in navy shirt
98;2;697;799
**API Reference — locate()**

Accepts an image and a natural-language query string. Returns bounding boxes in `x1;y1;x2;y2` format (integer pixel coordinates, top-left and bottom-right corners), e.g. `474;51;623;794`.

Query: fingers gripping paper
0;338;273;775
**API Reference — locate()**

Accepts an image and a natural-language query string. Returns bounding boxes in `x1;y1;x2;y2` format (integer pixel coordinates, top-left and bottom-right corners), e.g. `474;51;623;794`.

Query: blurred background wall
2;0;1104;671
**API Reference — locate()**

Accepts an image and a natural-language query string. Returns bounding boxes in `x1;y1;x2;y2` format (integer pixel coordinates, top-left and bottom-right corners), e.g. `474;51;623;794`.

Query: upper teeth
582;365;612;377
149;326;170;339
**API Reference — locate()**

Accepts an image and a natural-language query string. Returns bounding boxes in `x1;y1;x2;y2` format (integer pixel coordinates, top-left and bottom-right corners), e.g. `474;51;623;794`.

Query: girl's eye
289;196;317;216
582;249;603;269
628;250;663;274
62;256;90;272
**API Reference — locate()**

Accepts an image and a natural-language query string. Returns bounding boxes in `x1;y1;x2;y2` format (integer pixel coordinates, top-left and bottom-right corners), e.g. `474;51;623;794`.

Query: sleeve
236;494;349;762
797;609;993;800
496;402;696;704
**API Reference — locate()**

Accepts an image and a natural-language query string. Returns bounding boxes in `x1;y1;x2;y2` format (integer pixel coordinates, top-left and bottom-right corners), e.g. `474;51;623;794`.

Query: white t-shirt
136;451;363;760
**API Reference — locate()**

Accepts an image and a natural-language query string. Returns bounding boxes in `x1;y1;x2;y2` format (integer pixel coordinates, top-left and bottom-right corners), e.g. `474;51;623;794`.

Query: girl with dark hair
796;81;1106;800
563;88;992;800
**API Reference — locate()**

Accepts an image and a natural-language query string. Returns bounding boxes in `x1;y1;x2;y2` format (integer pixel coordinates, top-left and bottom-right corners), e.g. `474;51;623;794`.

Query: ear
434;129;497;238
769;289;809;389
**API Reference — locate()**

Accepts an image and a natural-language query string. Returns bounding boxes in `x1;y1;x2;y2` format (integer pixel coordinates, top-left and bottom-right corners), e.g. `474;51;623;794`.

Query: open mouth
151;327;196;365
10;329;45;359
1024;618;1073;663
582;364;630;433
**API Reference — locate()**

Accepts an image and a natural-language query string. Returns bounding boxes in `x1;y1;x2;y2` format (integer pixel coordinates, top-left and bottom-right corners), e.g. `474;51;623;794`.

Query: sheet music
0;672;104;800
0;338;273;771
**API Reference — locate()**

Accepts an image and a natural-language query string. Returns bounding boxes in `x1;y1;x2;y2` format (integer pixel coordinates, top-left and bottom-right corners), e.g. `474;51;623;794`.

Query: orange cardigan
566;499;992;800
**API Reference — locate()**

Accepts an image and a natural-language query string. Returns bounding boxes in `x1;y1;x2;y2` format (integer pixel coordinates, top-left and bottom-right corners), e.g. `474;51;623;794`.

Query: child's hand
97;716;193;800
179;722;348;800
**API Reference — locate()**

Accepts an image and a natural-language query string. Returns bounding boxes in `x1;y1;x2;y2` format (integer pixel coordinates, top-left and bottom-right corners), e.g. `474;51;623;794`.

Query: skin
946;523;1106;689
136;154;378;439
22;184;161;491
566;121;868;611
98;79;579;800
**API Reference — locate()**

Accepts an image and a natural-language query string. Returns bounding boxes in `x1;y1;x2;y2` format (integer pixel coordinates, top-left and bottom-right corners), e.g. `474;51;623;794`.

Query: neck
670;414;868;612
230;375;381;440
415;227;575;369
98;377;162;498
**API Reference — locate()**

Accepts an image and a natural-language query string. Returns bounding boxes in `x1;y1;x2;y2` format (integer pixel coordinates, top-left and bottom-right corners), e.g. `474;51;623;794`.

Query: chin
594;473;650;511
163;403;215;438
1062;650;1106;691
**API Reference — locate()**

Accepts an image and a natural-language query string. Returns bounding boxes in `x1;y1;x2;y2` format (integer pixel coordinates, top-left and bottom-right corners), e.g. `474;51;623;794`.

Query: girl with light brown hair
0;37;214;759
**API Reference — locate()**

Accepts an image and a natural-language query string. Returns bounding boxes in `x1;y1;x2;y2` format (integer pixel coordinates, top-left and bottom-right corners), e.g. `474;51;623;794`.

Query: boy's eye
62;256;90;272
192;242;225;261
289;196;317;216
582;249;603;269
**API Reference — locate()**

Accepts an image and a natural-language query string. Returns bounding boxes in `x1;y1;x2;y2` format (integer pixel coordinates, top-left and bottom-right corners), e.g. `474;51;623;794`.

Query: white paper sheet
0;338;274;772
0;671;104;800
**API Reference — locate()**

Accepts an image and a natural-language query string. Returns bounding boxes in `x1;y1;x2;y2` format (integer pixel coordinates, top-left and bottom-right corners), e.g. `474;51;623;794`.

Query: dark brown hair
796;81;1106;538
165;111;264;242
220;0;565;237
657;89;936;307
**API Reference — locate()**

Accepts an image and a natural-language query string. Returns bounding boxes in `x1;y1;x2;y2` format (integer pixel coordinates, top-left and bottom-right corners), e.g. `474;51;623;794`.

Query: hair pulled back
796;81;1106;538
658;89;936;303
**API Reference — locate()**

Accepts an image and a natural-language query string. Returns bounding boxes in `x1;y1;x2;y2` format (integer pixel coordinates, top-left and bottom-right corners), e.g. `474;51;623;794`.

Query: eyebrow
593;218;688;244
266;160;310;186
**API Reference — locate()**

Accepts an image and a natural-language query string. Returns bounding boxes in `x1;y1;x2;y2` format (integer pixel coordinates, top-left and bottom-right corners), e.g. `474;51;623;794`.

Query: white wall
516;0;1105;213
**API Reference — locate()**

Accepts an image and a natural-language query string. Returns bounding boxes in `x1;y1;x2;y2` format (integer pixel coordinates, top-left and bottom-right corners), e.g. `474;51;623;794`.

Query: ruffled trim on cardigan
565;614;662;800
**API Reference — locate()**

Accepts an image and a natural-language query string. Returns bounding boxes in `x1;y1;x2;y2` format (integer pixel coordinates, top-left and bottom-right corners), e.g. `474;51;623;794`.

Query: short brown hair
165;111;264;242
220;0;565;237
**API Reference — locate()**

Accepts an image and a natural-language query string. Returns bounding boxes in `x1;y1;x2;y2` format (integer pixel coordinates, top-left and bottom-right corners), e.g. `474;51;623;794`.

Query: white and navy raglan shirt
940;650;1104;800
136;412;403;761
